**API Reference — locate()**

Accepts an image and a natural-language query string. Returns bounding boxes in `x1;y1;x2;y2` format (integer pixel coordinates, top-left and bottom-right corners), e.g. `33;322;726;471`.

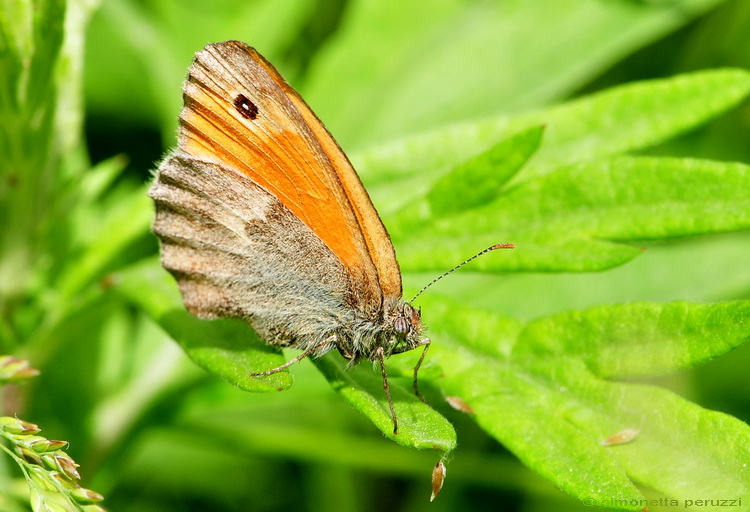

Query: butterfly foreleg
249;335;336;376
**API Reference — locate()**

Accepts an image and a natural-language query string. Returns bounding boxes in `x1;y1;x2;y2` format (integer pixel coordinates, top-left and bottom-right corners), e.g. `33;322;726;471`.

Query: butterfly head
393;302;421;337
370;299;426;362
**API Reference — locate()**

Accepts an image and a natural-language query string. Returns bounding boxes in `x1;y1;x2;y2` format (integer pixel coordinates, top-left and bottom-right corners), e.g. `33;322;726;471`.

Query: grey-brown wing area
148;153;354;349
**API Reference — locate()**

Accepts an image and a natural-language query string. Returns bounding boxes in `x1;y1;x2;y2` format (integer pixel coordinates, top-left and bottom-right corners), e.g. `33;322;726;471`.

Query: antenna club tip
491;243;515;250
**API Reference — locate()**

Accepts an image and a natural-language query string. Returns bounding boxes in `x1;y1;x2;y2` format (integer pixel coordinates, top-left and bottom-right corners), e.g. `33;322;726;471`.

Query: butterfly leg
391;338;432;404
375;346;399;435
249;336;335;376
411;339;431;404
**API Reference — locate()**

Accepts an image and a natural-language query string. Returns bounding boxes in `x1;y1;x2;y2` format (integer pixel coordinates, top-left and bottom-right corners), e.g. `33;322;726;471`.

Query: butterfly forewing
178;41;402;308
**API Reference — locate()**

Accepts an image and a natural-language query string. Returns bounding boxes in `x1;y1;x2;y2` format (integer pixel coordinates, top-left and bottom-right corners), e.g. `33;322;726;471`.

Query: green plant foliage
0;358;105;511
312;356;456;450
354;68;750;199
426;126;544;216
3;0;750;511
420;297;750;508
395;155;750;272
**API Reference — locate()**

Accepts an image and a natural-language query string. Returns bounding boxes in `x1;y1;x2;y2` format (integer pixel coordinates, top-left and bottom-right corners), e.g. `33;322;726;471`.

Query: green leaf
521;67;750;180
312;355;456;451
424;297;750;509
354;68;750;201
385;126;543;237
516;301;750;378
393;156;750;272
426;126;543;216
75;155;129;204
114;258;291;392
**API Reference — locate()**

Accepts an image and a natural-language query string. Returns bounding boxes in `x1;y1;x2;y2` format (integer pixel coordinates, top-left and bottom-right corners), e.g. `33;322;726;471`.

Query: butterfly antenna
409;243;515;304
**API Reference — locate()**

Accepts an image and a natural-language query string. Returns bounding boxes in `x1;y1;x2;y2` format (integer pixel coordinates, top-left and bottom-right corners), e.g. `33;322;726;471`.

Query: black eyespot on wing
234;94;258;119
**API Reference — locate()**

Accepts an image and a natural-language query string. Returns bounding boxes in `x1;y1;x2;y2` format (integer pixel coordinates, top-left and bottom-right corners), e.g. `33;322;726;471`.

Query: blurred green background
2;0;750;510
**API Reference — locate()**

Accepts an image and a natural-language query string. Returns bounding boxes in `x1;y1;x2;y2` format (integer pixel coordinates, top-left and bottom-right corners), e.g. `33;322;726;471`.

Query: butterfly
148;41;430;435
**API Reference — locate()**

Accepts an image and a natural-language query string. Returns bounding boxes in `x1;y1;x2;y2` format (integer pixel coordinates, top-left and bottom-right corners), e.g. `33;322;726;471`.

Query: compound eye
394;316;411;334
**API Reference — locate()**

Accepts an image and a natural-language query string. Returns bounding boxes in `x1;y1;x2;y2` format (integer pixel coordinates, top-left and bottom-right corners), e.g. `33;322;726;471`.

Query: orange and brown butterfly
147;41;430;434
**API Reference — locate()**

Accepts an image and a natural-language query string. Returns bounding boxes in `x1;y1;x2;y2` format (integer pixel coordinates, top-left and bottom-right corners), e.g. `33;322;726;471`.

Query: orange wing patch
268;63;403;299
